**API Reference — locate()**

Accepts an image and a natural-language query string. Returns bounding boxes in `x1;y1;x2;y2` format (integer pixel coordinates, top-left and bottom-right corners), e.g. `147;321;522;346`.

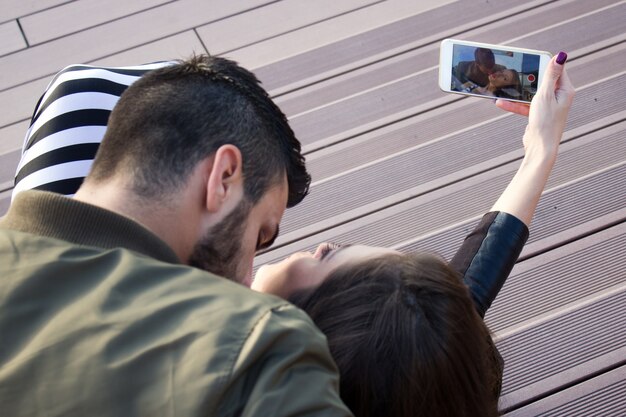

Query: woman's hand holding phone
438;41;575;225
439;39;552;104
490;52;575;226
497;52;575;155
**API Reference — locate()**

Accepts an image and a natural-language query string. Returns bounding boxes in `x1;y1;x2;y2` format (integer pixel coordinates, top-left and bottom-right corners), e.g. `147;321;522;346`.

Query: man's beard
188;199;251;284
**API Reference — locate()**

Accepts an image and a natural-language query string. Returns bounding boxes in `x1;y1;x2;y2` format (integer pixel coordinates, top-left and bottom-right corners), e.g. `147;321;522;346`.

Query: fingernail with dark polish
556;51;568;65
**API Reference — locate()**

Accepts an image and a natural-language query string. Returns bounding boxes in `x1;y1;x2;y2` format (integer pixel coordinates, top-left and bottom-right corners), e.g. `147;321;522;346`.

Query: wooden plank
2;3;620;216
0;189;11;215
0;149;20;193
401;155;626;262
257;0;620;96
499;289;626;413
92;30;206;67
0;120;28;157
301;40;626;182
360;160;626;274
196;0;381;55
0;31;206;191
0;77;48;130
286;1;626;152
1;0;68;21
2;0;621;133
297;48;622;158
0;0;578;144
1;0;377;126
494;223;626;411
0;0;272;91
0;31;206;193
487;211;626;335
254;118;626;267
503;365;626;416
267;74;626;245
9;97;622;221
20;0;171;46
235;0;560;88
0;31;205;131
401;181;626;266
275;0;620;120
228;0;458;72
1;39;620;181
0;20;26;56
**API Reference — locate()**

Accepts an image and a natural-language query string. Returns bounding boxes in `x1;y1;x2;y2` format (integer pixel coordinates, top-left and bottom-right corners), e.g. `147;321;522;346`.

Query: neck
74;179;198;263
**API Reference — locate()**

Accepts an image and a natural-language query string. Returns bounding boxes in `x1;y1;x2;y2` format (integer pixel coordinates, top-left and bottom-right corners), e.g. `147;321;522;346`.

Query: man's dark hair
89;54;310;207
475;47;496;69
290;253;501;417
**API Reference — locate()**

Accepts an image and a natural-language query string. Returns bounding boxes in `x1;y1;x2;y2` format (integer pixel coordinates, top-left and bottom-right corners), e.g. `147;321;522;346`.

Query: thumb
541;52;567;92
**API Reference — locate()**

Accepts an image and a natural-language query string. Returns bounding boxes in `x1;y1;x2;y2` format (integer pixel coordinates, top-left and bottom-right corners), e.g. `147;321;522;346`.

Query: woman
463;68;523;100
252;53;574;416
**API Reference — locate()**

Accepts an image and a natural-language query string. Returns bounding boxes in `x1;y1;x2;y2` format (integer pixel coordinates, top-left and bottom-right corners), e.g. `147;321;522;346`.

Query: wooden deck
1;1;624;414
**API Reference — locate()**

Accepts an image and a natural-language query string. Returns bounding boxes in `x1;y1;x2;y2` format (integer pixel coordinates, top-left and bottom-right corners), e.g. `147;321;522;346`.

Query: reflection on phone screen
451;44;540;102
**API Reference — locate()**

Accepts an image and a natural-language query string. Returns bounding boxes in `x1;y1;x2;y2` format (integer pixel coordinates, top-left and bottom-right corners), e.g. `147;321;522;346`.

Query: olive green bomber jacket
0;191;352;417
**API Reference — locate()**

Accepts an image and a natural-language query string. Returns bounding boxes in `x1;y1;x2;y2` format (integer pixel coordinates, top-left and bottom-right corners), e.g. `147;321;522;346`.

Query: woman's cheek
252;256;328;297
286;259;331;292
252;263;285;294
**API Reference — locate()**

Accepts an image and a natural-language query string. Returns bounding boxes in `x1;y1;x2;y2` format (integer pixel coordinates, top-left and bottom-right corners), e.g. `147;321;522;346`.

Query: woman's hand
496;52;575;156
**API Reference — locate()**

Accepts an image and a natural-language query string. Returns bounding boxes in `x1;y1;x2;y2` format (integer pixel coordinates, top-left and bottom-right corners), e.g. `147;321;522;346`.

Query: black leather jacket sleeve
449;211;529;318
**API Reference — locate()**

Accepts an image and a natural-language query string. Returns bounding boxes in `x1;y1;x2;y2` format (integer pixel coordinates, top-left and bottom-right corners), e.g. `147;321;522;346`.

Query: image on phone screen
451;44;541;102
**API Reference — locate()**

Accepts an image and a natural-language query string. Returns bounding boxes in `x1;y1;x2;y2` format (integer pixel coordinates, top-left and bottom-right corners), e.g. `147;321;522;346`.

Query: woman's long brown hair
290;253;501;417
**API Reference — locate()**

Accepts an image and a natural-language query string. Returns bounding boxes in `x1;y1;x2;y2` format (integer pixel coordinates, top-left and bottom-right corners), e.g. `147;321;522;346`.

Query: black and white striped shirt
13;62;172;200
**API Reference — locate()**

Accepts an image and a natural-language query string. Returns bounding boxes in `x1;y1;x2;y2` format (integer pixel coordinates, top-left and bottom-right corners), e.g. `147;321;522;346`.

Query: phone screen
450;44;542;102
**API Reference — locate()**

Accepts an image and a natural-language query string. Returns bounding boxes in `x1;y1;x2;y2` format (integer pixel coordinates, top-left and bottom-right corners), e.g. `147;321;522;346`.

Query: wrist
518;149;556;187
523;133;559;162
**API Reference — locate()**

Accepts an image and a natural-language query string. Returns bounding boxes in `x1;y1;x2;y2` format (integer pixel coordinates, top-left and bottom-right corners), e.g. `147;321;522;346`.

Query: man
455;47;506;87
0;55;352;416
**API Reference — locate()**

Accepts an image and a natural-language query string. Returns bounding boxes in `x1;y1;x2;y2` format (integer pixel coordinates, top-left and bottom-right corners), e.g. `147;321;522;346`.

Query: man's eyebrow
258;225;280;251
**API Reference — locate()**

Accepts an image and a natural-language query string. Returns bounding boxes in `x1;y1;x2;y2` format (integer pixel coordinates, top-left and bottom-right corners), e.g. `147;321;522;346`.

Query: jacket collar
1;190;180;264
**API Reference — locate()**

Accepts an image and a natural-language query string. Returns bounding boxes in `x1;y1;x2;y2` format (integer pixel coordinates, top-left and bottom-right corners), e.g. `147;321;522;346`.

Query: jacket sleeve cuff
449;212;529;317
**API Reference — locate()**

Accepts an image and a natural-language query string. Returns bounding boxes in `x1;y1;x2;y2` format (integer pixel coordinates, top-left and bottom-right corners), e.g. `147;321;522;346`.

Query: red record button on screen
527;74;536;82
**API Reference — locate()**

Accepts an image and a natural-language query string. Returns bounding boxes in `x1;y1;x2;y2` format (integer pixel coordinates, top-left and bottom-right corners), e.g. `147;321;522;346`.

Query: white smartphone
439;39;552;103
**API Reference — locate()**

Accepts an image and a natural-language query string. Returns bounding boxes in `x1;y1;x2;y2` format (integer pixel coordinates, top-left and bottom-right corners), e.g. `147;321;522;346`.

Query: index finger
495;99;530;116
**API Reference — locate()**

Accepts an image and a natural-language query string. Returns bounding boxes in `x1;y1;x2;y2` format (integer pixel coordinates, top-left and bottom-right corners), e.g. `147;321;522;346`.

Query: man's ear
205;145;244;213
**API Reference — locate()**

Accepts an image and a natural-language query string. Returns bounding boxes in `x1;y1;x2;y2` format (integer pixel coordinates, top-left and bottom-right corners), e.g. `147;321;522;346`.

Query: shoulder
97;248;304;338
0;232;345;416
104;256;348;416
114;255;346;414
2;231;312;367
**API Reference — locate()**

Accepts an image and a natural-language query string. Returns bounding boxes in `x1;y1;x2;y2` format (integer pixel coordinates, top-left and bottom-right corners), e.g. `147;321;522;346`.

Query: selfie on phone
439;39;552;103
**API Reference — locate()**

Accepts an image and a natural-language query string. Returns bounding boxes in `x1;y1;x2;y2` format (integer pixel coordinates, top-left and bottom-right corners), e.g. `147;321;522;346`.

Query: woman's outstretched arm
491;52;575;225
451;53;575;317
